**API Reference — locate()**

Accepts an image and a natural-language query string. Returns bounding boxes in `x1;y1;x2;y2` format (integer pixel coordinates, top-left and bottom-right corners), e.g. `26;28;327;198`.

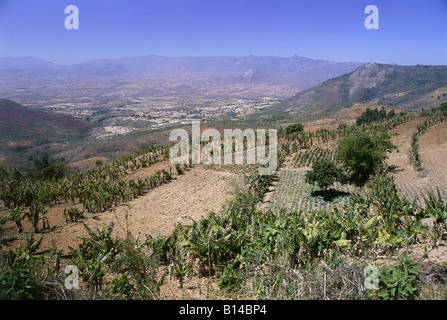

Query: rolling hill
0;98;94;164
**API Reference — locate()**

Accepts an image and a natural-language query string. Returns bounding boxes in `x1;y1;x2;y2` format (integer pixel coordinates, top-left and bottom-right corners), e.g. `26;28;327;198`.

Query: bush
0;253;36;299
284;123;304;136
28;154;68;181
0;235;45;300
370;255;420;300
108;274;134;299
438;103;447;115
0;166;8;181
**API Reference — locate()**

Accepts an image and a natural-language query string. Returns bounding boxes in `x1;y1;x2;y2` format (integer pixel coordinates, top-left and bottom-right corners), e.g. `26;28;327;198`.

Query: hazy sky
0;0;446;65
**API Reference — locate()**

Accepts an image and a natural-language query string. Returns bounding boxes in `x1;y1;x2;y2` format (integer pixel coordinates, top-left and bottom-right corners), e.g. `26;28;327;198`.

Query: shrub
0;250;37;299
63;208;84;223
29;154;68;181
284;123;304;136
108;274;134;300
0;234;45;300
0;166;8;181
438;102;447;115
370;255;420;300
175;164;184;175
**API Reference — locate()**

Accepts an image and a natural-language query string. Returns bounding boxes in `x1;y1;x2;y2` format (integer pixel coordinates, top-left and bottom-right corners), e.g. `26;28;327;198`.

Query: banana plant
8;206;24;233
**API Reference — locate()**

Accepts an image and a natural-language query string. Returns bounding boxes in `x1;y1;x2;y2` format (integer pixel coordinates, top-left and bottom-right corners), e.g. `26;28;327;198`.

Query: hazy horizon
0;0;446;66
0;53;369;67
0;53;441;68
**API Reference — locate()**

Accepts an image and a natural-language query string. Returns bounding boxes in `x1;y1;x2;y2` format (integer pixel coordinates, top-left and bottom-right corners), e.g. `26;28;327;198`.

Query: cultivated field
1;162;244;254
387;117;447;206
2;108;447;300
262;168;353;214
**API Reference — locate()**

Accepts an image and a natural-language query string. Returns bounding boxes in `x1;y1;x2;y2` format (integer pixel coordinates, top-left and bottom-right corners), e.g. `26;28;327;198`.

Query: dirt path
387;117;447;206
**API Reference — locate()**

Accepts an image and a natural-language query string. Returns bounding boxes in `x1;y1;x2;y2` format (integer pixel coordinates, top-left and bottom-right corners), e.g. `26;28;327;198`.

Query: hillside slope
386;117;447;207
273;63;447;116
0;98;94;164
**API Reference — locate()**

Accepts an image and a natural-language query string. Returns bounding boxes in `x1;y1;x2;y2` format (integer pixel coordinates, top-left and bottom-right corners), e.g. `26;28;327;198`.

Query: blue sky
0;0;446;65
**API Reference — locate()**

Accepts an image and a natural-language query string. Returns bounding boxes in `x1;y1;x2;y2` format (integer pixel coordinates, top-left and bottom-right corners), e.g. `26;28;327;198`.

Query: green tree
284;123;304;136
40;163;68;181
95;159;104;167
29;154;68;181
336;132;388;185
439;102;447;115
0;166;8;181
356;107;395;125
305;159;347;191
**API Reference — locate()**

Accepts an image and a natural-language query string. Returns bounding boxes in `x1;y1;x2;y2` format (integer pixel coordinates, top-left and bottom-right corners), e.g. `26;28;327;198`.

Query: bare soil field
419;121;447;190
2;165;244;254
387;117;447;206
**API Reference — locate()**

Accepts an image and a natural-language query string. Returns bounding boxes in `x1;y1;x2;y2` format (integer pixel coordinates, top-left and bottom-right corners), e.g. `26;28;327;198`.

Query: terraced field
387;118;447;207
262;140;356;214
394;181;447;207
262;168;354;213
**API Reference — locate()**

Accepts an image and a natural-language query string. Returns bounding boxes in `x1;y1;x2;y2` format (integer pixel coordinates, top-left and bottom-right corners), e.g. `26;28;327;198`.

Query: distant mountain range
0;57;60;69
2;56;446;123
271;63;447;117
0;54;364;89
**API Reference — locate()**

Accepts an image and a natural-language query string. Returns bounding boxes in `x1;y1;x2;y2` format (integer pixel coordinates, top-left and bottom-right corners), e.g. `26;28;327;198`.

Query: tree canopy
336;130;394;185
284;123;304;136
305;159;347;191
356;107;396;126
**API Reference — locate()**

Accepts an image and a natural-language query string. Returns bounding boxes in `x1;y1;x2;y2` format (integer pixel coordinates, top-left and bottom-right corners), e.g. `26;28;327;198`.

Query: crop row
411;109;447;169
265;169;352;214
293;147;338;167
395;181;447;208
0;144;174;234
